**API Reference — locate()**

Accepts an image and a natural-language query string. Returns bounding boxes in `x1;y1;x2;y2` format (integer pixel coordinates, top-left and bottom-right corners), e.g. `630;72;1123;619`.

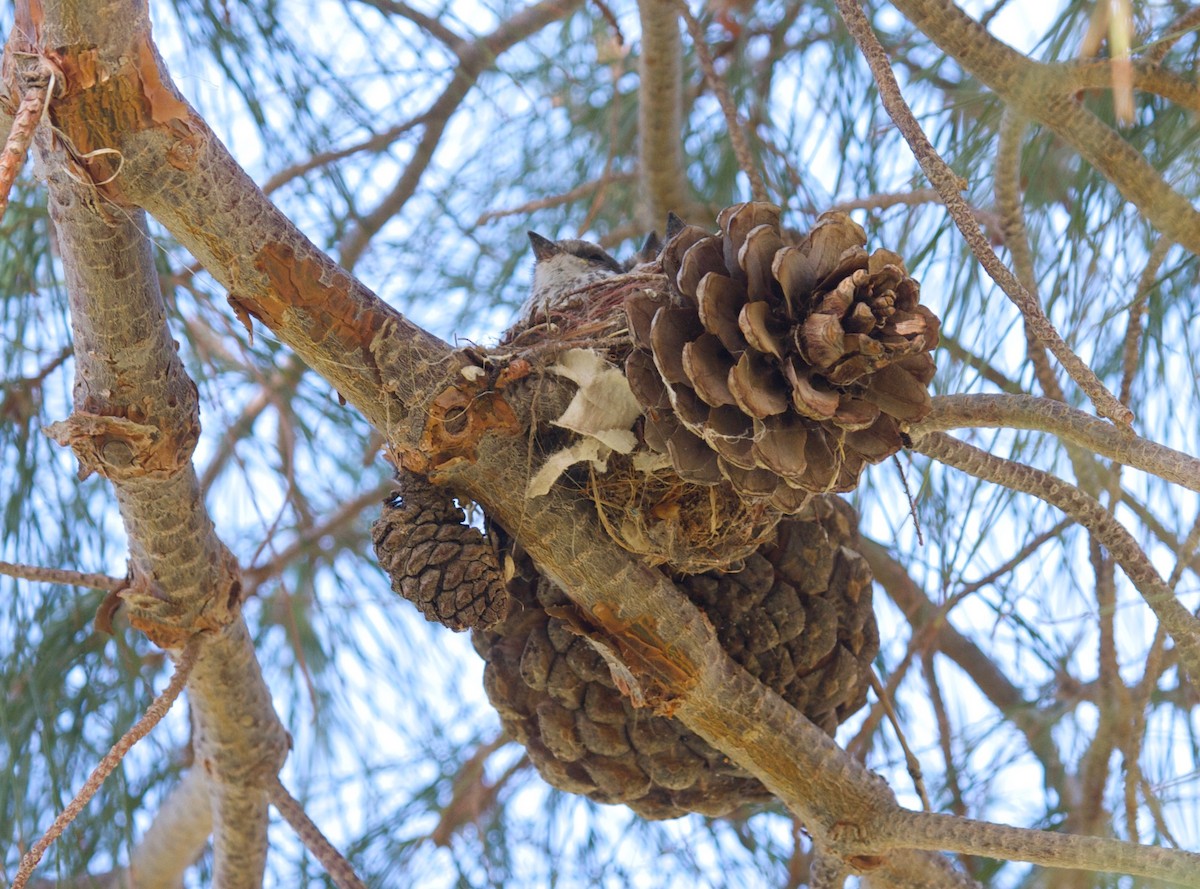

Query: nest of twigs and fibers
503;202;939;574
472;496;878;820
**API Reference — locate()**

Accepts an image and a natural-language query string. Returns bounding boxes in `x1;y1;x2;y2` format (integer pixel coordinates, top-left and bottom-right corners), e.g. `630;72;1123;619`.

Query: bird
518;232;624;324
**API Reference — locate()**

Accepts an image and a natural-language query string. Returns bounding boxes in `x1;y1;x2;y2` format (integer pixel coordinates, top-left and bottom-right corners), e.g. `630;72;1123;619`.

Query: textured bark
636;0;694;229
26;4;288;885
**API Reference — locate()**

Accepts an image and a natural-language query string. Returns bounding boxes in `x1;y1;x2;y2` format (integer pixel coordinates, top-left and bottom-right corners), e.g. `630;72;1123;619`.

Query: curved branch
915;394;1200;493
868;811;1200;886
910;431;1200;683
884;0;1200;256
833;0;1132;426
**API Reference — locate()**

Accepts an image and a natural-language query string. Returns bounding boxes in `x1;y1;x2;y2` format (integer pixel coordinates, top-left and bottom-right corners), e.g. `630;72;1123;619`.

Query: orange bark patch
135;36;189;124
547;600;698;714
253;241;356;334
44;410;199;481
402;382;520;474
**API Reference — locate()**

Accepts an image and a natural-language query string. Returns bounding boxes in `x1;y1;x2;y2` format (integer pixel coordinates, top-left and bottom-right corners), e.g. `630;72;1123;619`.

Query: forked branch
911;431;1200;683
833;0;1133;426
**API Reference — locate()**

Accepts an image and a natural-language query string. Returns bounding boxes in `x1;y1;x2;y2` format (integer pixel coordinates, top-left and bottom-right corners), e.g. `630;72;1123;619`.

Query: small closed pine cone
625;202;939;501
372;470;510;631
472;495;877;819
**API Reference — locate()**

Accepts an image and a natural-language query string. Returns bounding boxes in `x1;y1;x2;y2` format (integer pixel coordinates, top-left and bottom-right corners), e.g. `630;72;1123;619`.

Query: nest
587;451;780;574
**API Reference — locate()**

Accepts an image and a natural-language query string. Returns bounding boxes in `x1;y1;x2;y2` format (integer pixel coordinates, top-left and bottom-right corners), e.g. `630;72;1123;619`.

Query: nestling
519;232;624;323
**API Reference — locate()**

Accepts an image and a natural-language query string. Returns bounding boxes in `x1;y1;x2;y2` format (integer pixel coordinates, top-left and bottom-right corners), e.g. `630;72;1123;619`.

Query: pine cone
372;471;510;631
473;496;877;819
626;202;939;500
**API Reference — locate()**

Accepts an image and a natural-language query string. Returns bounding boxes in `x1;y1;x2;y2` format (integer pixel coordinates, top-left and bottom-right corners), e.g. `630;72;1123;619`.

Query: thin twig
0;66;52;225
262;116;427;195
910;431;1200;684
338;0;583;269
476;172;637;225
923;652;967;819
915;394;1200;494
994;108;1065;403
269;778;367;889
868;671;932;811
835;0;1131;425
11;638;203;889
0;559;124;591
1119;238;1171;408
354;0;464;49
677;1;768;202
827;188;940;214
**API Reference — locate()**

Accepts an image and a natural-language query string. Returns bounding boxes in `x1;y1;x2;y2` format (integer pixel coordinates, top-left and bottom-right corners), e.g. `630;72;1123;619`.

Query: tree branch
868;811;1200;886
915;394;1200;493
884;0;1200;256
910;431;1200;683
636;0;693;228
269;779;366;889
12;640;201;889
833;0;1133;426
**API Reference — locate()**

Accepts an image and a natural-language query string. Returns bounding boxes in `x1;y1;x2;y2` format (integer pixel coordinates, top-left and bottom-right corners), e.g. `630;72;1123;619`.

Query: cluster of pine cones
374;203;940;819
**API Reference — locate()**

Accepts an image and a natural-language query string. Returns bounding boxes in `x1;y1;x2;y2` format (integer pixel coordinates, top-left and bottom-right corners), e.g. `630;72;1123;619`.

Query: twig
262;116;427;195
859;539;1072;795
475;172;637;225
868;671;932;811
886;0;1200;256
0;63;52;225
1144;6;1200;66
914;394;1200;494
11;638;203;889
937;332;1025;395
827;188;940;214
834;0;1132;426
1119;238;1171;408
923;653;968;820
0;559;124;591
994;109;1065;403
910;431;1200;684
590;0;625;44
337;0;584;270
269;778;367;889
676;0;768;202
354;0;464;50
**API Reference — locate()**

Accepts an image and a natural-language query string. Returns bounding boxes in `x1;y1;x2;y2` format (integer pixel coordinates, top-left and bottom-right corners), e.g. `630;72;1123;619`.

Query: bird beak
527;231;561;262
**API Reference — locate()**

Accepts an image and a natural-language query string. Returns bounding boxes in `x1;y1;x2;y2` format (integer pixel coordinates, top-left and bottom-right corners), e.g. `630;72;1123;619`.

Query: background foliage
2;0;1198;885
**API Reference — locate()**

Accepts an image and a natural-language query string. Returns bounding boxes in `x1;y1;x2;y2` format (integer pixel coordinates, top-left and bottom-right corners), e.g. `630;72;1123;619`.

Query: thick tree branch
636;0;693;228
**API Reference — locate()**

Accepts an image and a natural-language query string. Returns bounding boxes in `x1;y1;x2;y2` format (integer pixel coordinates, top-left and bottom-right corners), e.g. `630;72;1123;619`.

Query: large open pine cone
626;202;939;498
473;496;877;819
